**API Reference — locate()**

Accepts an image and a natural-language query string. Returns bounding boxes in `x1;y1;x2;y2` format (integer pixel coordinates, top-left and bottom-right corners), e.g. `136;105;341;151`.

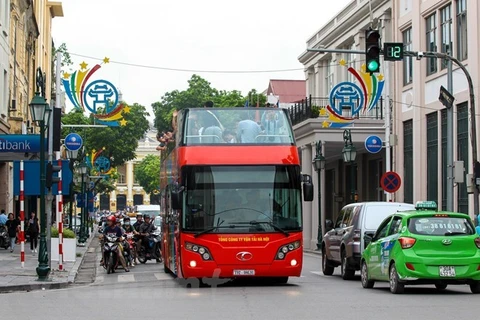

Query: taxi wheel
322;249;334;276
435;284;448;290
340;250;355;280
389;263;404;294
470;281;480;294
361;261;374;289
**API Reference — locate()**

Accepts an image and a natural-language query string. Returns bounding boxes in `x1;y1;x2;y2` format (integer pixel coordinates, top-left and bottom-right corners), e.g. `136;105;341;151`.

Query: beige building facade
392;0;479;217
101;129;160;212
297;0;392;250
0;0;62;212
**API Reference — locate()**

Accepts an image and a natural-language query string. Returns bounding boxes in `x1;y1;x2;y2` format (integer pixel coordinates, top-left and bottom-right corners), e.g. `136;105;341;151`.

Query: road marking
310;271;324;276
117;274;135;282
154;272;171;281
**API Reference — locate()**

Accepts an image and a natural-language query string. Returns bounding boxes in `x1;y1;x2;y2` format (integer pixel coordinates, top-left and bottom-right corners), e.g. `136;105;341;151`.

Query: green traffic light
367;60;379;72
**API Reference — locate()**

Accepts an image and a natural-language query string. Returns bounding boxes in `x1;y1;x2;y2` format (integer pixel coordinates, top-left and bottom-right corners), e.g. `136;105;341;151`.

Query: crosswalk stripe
154;272;171;281
117;274;135;282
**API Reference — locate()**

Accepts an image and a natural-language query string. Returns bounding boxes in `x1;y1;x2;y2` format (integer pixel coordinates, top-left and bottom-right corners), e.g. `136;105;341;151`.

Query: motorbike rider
122;216;137;266
100;215;129;272
133;213;143;232
137;214;157;257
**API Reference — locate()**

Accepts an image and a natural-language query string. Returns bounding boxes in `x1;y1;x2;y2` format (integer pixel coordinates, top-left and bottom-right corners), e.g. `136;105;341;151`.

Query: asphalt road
2;252;478;320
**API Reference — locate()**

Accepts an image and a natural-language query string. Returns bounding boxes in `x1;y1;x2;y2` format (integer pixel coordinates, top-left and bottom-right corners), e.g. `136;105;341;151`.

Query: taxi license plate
233;270;255;276
439;266;456;277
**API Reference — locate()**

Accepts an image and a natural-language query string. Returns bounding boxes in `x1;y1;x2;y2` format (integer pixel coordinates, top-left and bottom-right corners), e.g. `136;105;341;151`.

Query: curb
67;233;95;283
0;281;70;294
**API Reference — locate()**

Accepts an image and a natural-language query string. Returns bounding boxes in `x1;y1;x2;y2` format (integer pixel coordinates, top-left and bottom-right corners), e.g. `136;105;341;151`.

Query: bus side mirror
171;189;183;210
302;174;314;202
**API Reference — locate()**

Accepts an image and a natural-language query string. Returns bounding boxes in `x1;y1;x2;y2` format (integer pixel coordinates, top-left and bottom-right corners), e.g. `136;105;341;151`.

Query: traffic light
365;29;381;73
46;162;62;189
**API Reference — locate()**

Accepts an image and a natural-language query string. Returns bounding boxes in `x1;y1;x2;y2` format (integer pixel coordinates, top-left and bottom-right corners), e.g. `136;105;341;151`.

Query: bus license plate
233;270;255;276
439;266;455;277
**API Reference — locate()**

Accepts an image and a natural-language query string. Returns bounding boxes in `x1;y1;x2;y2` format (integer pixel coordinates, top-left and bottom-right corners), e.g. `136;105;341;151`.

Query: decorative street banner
319;60;385;128
62;57;130;127
85;147;115;177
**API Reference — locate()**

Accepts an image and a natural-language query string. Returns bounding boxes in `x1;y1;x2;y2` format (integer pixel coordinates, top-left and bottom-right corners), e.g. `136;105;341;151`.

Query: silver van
321;201;415;280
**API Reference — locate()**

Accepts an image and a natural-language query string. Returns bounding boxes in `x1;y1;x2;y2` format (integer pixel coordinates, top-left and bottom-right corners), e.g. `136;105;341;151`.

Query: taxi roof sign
415;201;437;211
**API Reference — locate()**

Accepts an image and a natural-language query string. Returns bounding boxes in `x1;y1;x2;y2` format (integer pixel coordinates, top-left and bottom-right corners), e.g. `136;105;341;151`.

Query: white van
135;205;161;218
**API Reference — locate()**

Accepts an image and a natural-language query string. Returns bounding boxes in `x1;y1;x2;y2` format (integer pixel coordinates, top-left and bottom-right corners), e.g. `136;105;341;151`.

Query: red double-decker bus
160;107;313;284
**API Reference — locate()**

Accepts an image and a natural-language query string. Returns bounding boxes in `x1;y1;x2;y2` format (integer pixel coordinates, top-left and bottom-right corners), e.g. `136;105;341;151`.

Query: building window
426;112;438;203
440;5;452;69
456;0;467;61
403;120;413;203
441;109;447;210
117;173;126;184
457;102;468;214
426;14;437;75
325;59;334;95
402;28;413;85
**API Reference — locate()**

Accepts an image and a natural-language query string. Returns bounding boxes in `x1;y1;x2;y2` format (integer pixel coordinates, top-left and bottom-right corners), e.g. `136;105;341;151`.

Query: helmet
136;213;142;217
124;217;130;222
143;214;151;219
107;215;116;223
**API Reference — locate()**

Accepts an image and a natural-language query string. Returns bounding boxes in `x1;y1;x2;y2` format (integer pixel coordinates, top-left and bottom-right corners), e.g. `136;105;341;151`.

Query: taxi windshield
408;216;475;236
182;108;294;145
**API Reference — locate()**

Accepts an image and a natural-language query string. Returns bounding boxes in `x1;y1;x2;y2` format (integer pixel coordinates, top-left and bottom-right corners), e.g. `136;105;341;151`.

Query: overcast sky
52;0;351;120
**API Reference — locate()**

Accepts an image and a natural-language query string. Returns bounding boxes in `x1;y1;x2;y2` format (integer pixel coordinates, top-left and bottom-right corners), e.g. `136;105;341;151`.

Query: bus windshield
182;165;302;234
182;108;295;145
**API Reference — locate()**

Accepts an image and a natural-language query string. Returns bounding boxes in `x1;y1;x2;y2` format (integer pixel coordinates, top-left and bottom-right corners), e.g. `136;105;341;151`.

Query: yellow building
0;0;63;212
99;128;160;211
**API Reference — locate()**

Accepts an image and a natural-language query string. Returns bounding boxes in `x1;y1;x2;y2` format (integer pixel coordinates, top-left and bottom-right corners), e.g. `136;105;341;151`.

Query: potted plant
311;105;320;118
50;227;77;262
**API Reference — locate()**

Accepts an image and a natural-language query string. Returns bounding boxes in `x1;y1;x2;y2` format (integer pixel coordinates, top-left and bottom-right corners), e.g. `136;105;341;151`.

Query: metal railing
288;95;384;126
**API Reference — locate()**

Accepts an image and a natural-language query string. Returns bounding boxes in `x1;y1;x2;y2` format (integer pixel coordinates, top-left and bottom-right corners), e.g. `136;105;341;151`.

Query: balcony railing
288;95;384;126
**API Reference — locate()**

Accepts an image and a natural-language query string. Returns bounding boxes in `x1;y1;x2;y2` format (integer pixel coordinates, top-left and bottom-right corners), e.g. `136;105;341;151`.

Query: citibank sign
0;135;43;153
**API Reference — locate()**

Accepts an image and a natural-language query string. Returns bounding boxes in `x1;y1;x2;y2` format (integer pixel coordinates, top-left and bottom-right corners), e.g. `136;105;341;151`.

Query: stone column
110;190;116;212
301;144;313;250
310;142;319;250
126;161;134;207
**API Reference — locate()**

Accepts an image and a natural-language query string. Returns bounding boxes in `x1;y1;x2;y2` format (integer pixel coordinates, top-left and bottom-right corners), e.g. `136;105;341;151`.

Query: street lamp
66;148;79;230
78;162;88;244
312;141;326;250
342;130;357;203
29;92;52;281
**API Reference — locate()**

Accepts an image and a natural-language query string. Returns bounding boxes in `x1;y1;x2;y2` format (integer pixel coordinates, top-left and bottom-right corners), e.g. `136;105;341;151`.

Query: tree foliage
152;74;266;133
134;154;160;195
53;42;73;67
61;103;150;194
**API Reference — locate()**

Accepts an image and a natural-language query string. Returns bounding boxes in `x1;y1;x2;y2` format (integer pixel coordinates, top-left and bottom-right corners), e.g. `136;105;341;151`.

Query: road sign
64;133;83;151
380;171;401;193
364;135;383;154
439;85;455;109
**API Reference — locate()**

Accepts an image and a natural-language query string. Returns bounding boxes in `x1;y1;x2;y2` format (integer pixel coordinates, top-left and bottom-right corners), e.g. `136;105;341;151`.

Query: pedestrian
27;212;39;254
5;213;19;253
0;209;7;225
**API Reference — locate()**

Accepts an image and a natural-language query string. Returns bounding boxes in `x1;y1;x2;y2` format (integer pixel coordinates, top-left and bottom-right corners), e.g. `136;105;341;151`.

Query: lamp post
29;92;52;280
78;163;88;244
342;130;357;204
312;141;326;250
66;149;79;230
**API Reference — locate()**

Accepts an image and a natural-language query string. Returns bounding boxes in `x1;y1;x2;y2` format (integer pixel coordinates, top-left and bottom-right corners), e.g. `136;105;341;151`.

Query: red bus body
160;108;311;281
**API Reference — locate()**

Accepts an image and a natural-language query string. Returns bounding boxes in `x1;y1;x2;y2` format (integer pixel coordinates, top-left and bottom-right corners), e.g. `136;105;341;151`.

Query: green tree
53;42;73;67
134;154;160;195
152;74;266;133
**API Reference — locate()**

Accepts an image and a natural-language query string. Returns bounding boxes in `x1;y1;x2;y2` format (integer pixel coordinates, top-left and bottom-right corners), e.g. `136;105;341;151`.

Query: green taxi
361;201;480;294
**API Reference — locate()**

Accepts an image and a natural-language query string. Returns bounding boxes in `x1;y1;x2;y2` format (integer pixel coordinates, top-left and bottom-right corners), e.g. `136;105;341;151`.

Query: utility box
454;161;464;183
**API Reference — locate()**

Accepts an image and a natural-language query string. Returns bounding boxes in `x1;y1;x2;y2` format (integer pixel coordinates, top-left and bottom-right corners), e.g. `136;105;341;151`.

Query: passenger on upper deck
236;112;261;143
261;109;285;142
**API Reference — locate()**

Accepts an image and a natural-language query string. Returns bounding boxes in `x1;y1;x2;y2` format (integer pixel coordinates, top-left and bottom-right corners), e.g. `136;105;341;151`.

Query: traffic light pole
306;47;479;217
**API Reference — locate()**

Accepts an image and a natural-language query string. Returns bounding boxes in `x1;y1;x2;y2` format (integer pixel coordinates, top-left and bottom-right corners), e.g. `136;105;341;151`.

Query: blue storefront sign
13;160;72;196
0;135;45;153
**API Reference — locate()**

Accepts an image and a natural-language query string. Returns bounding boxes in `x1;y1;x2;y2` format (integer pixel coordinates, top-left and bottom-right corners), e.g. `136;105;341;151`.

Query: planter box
50;238;77;262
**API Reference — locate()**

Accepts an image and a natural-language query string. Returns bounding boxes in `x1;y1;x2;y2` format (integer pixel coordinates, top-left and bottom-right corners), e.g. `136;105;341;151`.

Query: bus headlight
275;241;301;260
185;242;213;261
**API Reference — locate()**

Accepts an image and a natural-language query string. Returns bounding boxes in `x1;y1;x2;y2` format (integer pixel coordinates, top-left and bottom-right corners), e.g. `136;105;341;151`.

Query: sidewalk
0;234;95;293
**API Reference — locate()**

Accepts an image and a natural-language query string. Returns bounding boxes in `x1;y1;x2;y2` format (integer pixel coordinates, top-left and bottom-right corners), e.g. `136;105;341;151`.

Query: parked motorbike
138;229;162;264
103;234;119;274
0;225;9;250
